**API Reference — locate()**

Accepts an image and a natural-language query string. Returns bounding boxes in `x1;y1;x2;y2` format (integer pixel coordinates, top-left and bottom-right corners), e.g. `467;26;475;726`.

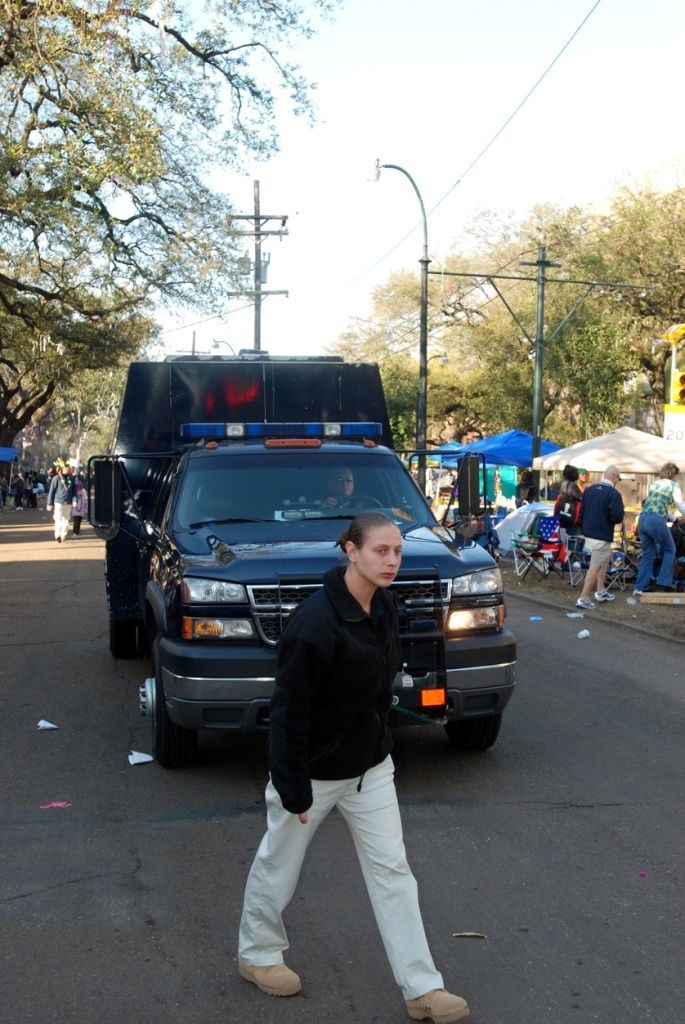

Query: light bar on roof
179;422;383;441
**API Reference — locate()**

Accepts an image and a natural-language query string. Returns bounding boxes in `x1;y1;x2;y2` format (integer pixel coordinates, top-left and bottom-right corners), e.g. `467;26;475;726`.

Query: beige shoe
238;959;302;997
406;988;470;1023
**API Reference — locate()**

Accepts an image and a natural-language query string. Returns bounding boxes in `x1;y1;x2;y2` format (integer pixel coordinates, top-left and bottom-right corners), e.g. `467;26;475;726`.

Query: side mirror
88;456;122;539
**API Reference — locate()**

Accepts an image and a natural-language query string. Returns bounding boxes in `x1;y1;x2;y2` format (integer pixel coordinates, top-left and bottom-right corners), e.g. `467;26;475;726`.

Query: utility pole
433;253;644;478
228;180;289;350
252;179;264;351
520;247;560;464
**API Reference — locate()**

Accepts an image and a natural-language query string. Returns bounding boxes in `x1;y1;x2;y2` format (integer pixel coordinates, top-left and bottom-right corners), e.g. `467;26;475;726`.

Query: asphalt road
1;512;683;1024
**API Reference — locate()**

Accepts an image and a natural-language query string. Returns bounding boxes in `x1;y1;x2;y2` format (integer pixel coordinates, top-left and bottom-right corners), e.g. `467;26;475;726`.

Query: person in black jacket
238;512;469;1024
515;469;537;508
576;465;624;609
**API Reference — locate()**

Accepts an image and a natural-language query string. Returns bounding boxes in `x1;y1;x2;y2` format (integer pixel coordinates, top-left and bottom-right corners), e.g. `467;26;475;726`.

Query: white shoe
595;590;616;602
576;597;596;610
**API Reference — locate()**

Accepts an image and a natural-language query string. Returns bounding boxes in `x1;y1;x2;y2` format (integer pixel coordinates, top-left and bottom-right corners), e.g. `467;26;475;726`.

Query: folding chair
511;514;567;580
564;533;590;587
605;526;639;592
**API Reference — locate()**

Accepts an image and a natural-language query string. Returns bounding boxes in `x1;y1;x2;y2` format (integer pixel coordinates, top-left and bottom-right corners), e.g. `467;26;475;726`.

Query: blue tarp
431;440;464;465
431;440;518;500
0;447;18;462
456;429;561;469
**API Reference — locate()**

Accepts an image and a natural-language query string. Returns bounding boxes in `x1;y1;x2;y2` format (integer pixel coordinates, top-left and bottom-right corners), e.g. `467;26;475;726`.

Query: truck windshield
174;451;437;530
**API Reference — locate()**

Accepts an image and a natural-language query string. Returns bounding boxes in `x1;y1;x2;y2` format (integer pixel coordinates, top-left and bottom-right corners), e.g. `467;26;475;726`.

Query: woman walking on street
634;462;685;595
238;511;469;1023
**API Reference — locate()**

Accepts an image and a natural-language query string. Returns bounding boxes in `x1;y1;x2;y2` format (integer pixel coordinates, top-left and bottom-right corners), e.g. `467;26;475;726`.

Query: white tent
494;502;550;555
532;426;685;474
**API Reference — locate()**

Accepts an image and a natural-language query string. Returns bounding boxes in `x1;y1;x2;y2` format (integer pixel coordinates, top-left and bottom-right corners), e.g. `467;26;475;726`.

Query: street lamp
373;159;431;491
212;339;236;355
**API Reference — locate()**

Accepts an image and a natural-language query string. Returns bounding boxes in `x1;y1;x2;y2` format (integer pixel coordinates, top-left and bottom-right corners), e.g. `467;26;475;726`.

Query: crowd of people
0;460;89;542
0;470;46;509
512;461;685;601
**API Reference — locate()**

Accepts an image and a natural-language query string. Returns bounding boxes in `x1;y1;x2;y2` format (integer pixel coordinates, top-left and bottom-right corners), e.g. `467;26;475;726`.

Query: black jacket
268;565;401;814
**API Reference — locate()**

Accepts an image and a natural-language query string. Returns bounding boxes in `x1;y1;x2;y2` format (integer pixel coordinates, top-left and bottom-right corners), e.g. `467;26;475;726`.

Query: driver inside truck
321;467;355;508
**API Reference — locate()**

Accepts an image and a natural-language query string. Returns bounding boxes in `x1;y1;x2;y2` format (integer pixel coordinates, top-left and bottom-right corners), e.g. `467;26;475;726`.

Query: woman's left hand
298;812;308;824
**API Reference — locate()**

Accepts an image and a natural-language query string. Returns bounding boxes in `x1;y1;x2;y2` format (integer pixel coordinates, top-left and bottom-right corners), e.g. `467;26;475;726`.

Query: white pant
238;755;444;1000
53;502;71;541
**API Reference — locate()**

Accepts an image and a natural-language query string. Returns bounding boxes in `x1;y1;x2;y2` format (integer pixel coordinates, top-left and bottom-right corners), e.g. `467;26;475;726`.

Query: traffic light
672;371;685;404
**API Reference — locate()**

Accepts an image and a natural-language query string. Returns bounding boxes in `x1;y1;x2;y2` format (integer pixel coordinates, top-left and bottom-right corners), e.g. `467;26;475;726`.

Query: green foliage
377;354;417;450
341;185;685;448
0;0;335;443
551;321;636;439
566;185;685;431
37;363;130;467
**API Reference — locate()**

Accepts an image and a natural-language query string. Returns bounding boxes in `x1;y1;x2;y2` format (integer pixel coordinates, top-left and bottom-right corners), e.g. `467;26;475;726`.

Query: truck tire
109;618;139;659
444;712;502;751
151;637;198;768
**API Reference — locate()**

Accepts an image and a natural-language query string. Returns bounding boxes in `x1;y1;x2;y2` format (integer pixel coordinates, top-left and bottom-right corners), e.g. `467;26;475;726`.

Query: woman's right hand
298;812;308;824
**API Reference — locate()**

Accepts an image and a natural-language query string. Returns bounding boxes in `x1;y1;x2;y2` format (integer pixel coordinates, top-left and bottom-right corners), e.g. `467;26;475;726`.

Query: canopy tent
532;426;685;474
431;440;464;465
431;441;518;502
458;429;561;468
494;502;551;555
0;447;18;462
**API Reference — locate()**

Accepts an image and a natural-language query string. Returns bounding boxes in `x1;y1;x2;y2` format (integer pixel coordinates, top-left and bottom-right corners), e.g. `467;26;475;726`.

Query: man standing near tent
576;466;625;610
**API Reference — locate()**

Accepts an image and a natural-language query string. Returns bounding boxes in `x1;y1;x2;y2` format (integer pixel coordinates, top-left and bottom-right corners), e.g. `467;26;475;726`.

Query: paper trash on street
128;750;154;765
37;720;58;729
577;629;591;639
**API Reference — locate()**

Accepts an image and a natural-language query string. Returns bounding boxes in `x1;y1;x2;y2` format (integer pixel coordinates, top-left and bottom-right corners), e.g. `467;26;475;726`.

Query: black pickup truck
90;355;516;766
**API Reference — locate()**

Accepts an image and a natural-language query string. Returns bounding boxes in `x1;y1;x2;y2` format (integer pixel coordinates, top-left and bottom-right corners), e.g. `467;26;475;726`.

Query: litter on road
128;750;154;765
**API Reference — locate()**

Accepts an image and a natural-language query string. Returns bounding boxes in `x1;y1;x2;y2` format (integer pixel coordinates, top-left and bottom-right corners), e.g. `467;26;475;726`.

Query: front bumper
446;627;516;719
157;637;276;730
157;626;517;732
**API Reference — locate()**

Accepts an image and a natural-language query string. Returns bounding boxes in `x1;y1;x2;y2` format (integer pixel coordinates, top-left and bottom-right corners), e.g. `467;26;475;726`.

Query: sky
159;0;685;360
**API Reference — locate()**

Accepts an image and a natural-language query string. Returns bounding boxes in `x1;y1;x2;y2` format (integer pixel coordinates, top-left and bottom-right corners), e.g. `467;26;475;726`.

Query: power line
426;0;603;219
159;302;255;335
347;1;602;285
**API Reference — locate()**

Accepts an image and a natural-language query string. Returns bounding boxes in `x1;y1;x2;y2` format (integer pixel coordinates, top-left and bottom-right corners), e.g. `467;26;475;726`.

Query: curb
503;583;685;648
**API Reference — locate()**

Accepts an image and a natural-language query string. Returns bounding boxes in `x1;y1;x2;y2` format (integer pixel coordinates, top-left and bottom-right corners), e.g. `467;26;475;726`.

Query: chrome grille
397;579;451;604
248;579;450;646
249;583;319;610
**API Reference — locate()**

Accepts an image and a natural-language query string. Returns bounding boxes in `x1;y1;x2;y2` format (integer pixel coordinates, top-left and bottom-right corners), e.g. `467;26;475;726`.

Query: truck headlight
181;617;255;639
183;578;247;603
451;567;502;595
447;606;504;631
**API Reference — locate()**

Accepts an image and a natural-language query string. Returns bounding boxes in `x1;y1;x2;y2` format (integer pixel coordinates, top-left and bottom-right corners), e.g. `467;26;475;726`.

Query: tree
337;186;685;447
34;363;130;468
334;265;495;445
568;184;685;432
0;0;335;443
